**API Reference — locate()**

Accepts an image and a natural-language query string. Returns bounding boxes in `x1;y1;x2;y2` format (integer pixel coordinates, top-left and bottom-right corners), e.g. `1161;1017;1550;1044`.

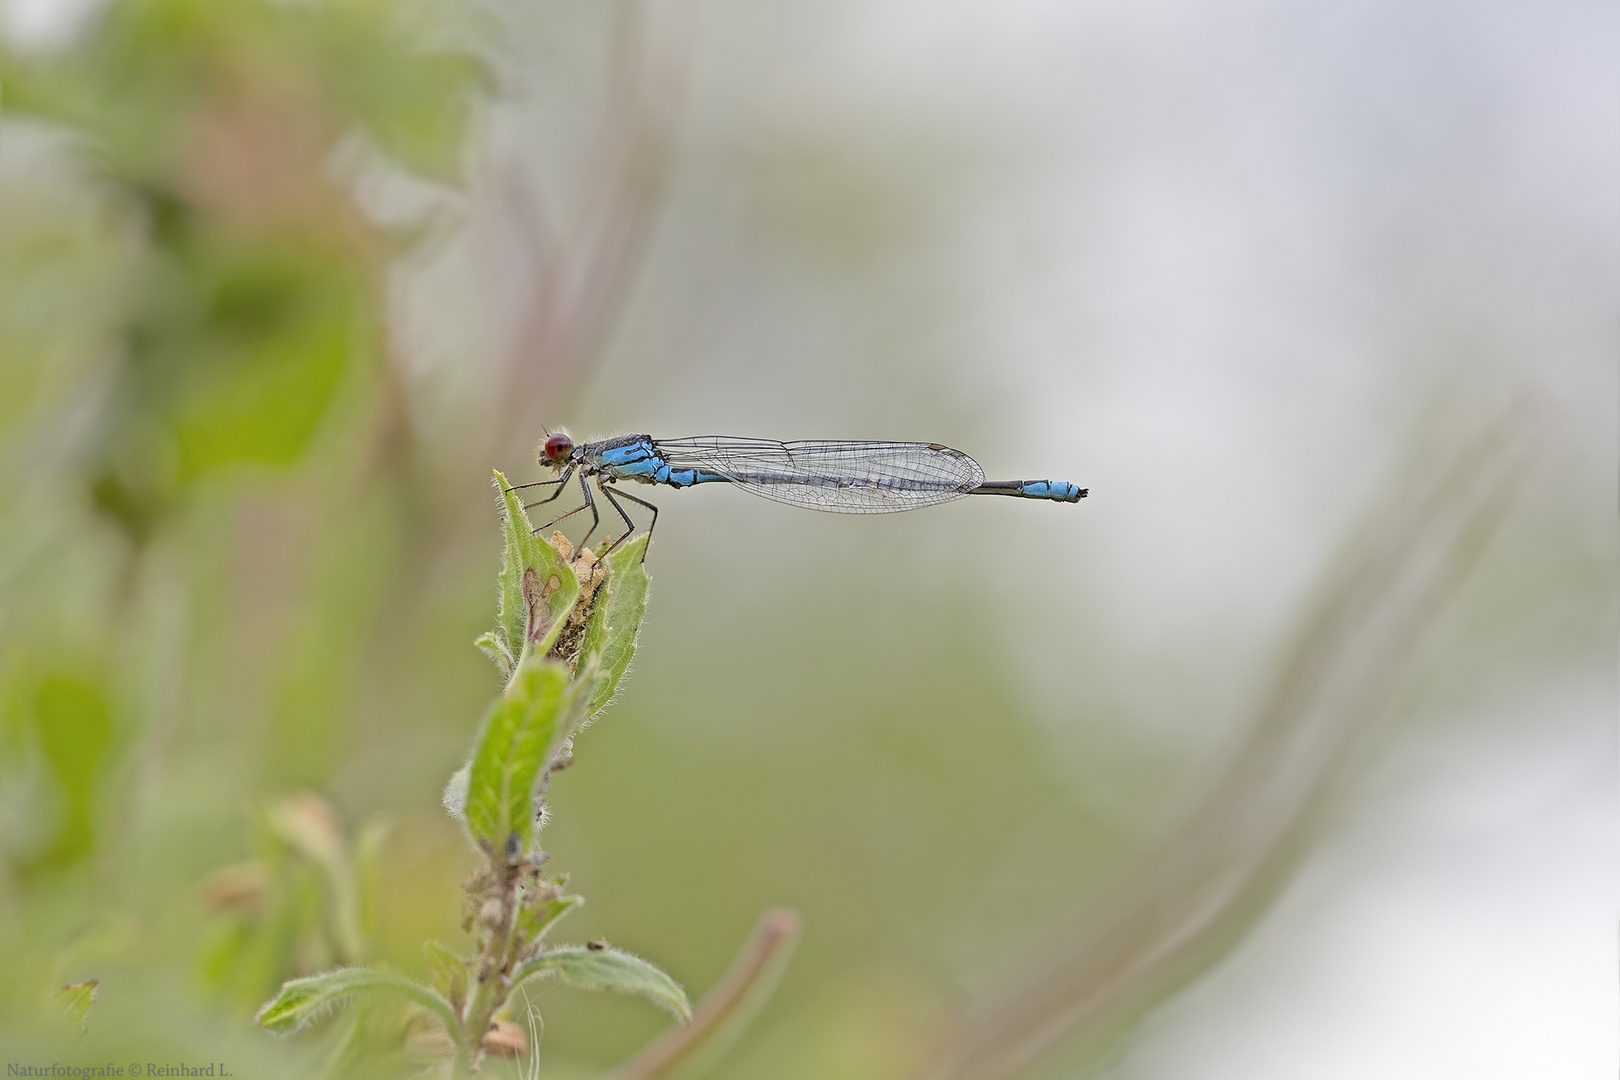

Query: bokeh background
1;1;1614;1078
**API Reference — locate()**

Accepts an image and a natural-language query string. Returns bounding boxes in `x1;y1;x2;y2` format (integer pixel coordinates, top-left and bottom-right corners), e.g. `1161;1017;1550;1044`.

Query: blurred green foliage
0;0;721;1051
2;0;475;541
0;0;483;1065
27;674;114;874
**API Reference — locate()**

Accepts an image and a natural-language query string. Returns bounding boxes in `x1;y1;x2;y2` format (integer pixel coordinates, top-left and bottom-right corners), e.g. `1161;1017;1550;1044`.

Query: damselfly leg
506;477;567;495
598;482;659;560
519;465;575;512
570;472;602;550
535;471;597;539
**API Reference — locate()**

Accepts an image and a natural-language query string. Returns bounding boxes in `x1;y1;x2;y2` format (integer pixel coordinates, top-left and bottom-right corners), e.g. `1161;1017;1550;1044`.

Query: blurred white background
582;2;1617;1075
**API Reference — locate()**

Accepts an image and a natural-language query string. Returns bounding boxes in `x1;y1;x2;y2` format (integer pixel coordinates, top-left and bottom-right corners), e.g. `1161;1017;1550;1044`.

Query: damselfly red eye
543;433;573;463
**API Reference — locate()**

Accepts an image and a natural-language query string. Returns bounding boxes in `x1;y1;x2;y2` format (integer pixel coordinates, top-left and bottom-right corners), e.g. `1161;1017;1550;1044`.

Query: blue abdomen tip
1025;480;1085;501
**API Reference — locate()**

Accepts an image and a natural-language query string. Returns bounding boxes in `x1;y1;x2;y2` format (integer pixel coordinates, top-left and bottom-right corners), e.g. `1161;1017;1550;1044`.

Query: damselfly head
542;432;574;466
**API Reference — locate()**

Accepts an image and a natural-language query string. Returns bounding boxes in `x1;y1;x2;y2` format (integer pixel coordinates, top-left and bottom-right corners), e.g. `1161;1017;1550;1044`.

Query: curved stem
923;411;1531;1080
602;908;802;1080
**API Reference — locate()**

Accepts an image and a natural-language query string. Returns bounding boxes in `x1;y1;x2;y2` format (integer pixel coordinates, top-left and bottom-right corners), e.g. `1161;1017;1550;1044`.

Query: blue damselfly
514;432;1087;556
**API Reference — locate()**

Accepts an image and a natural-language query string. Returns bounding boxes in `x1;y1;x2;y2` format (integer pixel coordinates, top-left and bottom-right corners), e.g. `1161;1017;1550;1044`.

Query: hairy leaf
422;940;467;1010
578;533;650;717
464;660;582;855
256;966;458;1038
513;946;690;1022
441;763;469;822
473;632;508;681
488;470;580;678
515;889;583;946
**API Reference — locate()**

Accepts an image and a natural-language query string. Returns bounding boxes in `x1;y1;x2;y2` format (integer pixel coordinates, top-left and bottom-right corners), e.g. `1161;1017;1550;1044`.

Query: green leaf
55;980;97;1037
473;632;509;682
489;470;580;675
515;888;582;946
32;674;113;869
256;966;459;1038
422;940;467;1011
577;533;651;717
263;792;365;965
463;660;582;855
513;946;690;1022
167;254;363;480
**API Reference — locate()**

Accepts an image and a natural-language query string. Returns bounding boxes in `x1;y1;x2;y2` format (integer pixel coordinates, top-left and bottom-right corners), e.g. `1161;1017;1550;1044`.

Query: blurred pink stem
923;410;1530;1080
488;0;689;459
603;908;803;1080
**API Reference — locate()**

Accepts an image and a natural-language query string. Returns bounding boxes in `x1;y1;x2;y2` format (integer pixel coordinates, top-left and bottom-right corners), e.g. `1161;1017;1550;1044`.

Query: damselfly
513;432;1087;556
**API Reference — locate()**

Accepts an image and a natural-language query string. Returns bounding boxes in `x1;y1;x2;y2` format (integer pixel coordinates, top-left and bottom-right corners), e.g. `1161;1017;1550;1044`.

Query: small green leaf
55;980;97;1037
264;792;364;965
474;631;512;682
489;470;580;674
464;660;583;855
422;941;467;1011
256;966;459;1038
577;533;650;717
513;946;690;1022
515;889;582;946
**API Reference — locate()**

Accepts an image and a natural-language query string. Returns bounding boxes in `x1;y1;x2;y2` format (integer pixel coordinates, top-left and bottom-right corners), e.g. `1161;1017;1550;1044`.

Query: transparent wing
654;437;986;513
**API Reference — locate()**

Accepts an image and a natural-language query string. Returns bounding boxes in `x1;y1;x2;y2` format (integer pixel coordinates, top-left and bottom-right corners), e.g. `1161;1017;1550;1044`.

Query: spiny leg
520;466;575;512
506;474;569;496
537;500;590;535
535;470;590;534
600;483;659;560
517;478;569;506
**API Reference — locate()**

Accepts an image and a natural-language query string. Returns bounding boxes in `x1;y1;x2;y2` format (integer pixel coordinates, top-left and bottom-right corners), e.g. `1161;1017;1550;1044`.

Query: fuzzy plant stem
452;851;519;1076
